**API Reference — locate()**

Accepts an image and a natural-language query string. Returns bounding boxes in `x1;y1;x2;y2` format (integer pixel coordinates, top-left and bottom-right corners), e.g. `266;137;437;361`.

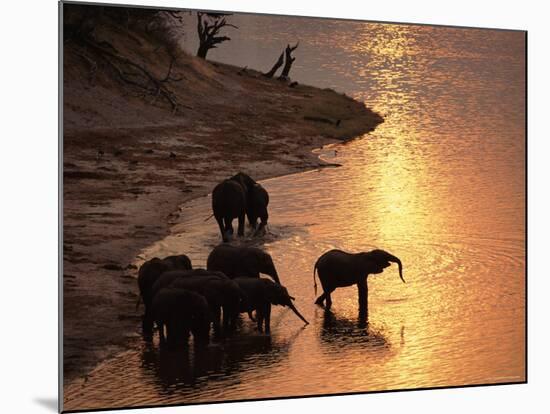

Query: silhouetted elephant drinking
313;249;405;313
233;277;309;334
152;269;248;336
207;244;281;284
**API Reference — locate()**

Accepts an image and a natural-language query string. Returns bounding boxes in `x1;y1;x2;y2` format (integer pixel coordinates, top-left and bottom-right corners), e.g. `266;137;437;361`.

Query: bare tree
264;51;284;78
279;42;299;80
196;12;238;59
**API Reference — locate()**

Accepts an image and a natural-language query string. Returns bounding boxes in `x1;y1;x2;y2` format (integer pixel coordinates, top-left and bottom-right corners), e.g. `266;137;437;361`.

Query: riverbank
62;15;383;386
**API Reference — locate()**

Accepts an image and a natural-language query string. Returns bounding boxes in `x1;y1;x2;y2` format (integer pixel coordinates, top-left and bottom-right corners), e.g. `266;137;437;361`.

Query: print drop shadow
140;327;304;393
319;308;389;352
33;397;58;412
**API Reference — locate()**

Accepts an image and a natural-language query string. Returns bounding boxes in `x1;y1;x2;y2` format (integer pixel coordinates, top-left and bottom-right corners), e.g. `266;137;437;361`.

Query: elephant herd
136;172;405;348
137;245;308;347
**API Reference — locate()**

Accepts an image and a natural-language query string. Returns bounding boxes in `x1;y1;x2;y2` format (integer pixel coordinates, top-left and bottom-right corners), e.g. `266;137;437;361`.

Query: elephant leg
224;216;234;236
325;291;333;310
265;304;272;335
212;306;222;337
246;211;256;228
222;307;234;334
230;308;240;331
357;280;368;314
257;309;265;333
158;321;166;344
237;212;245;237
216;216;227;242
315;287;334;309
142;307;154;339
315;292;326;306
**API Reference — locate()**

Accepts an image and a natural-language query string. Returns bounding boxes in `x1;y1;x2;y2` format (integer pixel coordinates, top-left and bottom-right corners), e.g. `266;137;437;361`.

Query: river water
63;15;525;411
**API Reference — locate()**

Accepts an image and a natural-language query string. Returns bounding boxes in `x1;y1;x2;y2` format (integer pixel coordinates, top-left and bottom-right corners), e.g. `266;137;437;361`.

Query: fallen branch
81;39;181;113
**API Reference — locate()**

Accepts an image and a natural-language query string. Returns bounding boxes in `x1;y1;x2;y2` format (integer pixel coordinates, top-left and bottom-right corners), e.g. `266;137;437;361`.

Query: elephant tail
313;262;318;296
135;295;141;311
203;213;214;222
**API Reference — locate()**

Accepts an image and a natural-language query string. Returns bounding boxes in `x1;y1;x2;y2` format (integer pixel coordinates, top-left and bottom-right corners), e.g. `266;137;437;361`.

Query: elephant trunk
271;268;281;285
288;302;309;325
387;254;405;283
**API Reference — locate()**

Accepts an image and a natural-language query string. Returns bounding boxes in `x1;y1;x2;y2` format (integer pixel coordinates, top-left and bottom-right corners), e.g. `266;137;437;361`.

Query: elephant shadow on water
318;309;391;353
140;329;305;394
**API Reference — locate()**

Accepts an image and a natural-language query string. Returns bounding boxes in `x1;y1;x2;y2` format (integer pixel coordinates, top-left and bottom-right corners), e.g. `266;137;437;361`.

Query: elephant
151;288;211;347
152;269;248;334
313;249;405;313
230;172;256;192
247;183;269;232
206;244;281;284
137;254;193;337
230;172;270;232
212;178;247;242
233;277;309;334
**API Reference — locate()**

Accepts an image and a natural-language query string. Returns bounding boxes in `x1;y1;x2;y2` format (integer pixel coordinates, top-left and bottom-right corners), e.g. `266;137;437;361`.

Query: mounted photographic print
60;1;526;412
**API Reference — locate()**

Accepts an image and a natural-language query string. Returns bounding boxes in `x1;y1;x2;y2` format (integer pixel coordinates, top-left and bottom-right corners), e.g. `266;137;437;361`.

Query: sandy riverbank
62;11;383;386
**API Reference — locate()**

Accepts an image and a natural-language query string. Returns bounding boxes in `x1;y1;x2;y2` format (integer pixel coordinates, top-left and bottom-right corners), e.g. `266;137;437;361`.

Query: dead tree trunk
196;12;237;60
264;51;284;78
279;42;299;81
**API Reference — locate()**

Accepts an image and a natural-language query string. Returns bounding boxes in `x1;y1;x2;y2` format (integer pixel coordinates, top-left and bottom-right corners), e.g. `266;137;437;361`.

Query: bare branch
279;42;300;80
264;51;284;78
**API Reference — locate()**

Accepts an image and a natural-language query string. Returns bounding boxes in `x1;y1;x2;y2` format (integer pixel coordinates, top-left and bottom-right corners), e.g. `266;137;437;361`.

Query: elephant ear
364;250;404;283
362;250;392;274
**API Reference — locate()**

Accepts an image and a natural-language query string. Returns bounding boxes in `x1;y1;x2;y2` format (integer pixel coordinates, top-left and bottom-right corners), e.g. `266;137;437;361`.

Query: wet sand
63;31;383;384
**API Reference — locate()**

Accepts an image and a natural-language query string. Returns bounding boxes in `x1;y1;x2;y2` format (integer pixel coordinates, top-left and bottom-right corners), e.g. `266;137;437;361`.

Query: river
63;14;525;410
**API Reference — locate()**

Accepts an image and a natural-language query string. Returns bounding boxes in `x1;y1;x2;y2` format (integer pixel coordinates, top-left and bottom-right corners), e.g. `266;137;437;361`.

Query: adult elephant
152;269;248;334
233;277;309;334
151;288;211;347
313;249;405;313
138;254;193;337
247;183;269;233
212;178;247;242
231;172;270;233
206;244;281;284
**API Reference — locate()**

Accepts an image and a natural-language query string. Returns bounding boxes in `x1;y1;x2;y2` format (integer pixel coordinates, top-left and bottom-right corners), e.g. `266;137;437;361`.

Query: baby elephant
151;288;211;347
313;249;404;312
233;277;309;334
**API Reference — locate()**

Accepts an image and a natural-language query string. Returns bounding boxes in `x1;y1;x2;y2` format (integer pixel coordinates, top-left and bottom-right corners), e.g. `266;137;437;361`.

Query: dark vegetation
64;4;187;112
